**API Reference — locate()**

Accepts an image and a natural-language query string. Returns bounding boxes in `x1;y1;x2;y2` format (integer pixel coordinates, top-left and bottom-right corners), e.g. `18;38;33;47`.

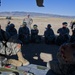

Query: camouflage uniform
70;22;75;42
6;23;17;37
0;35;29;66
70;29;75;43
56;27;70;45
70;21;75;30
31;29;40;43
44;25;55;44
6;25;10;32
6;20;11;32
0;35;21;56
0;27;29;66
18;26;30;44
23;17;33;32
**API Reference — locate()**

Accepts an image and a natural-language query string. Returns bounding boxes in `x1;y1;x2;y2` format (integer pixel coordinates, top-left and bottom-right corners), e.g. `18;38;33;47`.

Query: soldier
70;21;75;31
50;43;75;75
23;14;33;33
7;23;17;37
70;22;75;42
0;25;9;41
6;22;17;38
56;22;70;45
31;24;41;43
18;22;30;44
0;25;29;67
44;24;55;44
6;20;11;33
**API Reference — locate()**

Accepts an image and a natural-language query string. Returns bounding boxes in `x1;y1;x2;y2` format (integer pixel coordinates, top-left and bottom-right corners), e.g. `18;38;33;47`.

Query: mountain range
0;11;75;18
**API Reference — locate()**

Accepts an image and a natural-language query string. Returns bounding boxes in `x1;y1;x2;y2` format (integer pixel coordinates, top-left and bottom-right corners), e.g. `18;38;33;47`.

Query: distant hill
0;11;75;18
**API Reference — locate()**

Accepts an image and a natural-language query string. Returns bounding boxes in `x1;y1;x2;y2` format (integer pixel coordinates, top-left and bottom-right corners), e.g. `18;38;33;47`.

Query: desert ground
0;16;74;35
0;17;75;74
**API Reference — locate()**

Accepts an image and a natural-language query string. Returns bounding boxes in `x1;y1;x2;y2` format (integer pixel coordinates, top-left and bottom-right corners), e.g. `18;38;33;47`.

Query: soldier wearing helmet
70;21;75;42
0;24;29;67
31;24;41;43
23;14;33;33
56;22;70;45
6;23;17;37
18;22;30;44
44;24;55;44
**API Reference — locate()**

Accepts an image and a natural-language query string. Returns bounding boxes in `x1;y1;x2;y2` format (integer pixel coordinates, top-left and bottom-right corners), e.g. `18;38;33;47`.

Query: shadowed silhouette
36;0;44;7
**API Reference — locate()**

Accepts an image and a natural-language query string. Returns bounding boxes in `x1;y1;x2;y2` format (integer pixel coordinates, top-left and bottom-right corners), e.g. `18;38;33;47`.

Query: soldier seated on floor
31;24;41;43
18;22;30;44
6;20;11;31
70;22;75;43
0;25;29;67
56;22;70;46
6;23;17;37
50;43;75;75
44;24;55;44
70;20;75;31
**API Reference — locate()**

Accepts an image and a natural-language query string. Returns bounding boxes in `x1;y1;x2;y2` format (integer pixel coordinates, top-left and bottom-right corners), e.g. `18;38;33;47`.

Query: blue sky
0;0;75;16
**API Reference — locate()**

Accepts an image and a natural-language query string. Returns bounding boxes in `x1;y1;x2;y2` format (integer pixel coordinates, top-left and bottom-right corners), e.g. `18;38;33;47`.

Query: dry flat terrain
0;16;74;35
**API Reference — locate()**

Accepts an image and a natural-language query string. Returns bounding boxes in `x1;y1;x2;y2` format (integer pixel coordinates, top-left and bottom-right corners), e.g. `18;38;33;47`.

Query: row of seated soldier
1;21;75;46
45;22;75;45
